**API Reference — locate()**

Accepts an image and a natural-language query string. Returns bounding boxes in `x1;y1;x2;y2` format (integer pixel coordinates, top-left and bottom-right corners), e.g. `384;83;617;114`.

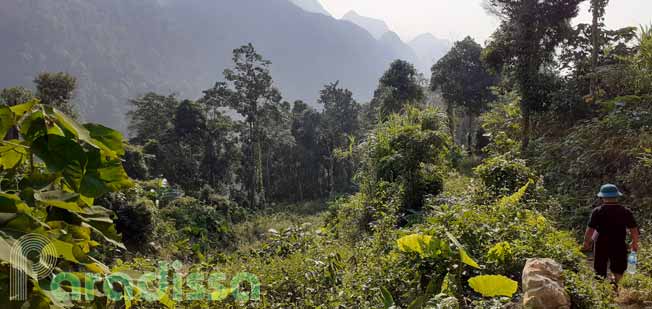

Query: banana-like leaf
445;231;480;269
497;180;532;208
379;286;395;308
460;248;480;269
468;275;518;297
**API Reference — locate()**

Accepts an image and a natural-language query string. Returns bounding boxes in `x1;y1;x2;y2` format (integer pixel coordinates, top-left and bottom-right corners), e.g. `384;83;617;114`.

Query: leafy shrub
530;97;652;229
355;106;451;213
619;274;652;305
408;182;613;307
480;91;522;156
123;143;149;179
474;154;534;197
99;191;157;251
328;181;402;246
328;194;373;243
161;197;232;255
564;270;615;308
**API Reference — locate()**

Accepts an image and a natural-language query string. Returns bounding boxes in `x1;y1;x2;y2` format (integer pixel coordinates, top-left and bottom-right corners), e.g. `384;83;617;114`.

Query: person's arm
630;228;639;252
583;208;599;251
582;227;595;251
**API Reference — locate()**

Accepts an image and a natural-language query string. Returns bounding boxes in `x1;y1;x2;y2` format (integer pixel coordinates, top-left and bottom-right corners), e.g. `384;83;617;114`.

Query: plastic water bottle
626;251;637;274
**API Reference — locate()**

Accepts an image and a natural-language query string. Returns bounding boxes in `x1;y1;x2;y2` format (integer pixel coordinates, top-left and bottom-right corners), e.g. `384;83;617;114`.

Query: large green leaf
19;110;48;143
445;231;480;269
34;190;85;213
0;193;32;214
74;206;126;250
0;106;14;138
0;232;40;280
468;275;518;298
80;158;132;198
51;109;99;150
31;134;86;173
51;239;81;263
84;123;125;156
9;98;38;118
0;140;29;169
397;234;433;257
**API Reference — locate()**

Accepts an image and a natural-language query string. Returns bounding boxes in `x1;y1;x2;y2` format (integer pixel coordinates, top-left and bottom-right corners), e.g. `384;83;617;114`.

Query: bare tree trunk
328;142;335;197
248;121;256;208
254;129;265;207
296;162;303;202
329;155;335;197
467;114;474;153
265;146;271;201
590;0;600;101
446;102;455;143
521;104;530;153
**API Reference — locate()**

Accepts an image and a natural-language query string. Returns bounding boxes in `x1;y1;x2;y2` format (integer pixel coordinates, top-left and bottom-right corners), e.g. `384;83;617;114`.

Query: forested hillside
1;0;652;308
0;0;418;132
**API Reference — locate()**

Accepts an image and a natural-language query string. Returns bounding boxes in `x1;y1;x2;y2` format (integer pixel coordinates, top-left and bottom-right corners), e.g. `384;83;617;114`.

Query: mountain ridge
0;0;399;132
342;10;390;39
288;0;331;16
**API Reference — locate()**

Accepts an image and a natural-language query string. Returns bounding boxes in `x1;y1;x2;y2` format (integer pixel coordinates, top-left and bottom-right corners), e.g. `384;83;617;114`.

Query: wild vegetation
1;1;652;308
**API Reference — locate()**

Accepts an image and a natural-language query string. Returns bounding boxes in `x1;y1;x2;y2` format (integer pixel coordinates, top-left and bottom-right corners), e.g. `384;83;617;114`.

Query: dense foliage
0;100;132;307
2;1;652;308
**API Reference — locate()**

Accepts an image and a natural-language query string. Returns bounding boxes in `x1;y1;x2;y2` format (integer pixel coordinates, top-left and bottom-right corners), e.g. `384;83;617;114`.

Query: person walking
582;184;639;283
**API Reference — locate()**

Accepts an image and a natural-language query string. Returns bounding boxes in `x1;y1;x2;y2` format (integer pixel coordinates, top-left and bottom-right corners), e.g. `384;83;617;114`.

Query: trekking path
583;252;644;308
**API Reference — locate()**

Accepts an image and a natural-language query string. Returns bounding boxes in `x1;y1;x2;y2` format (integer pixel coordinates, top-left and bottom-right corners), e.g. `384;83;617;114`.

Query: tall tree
34;72;78;117
590;0;609;100
373;60;424;118
431;36;495;147
127;93;180;144
0;86;34;106
202;43;282;208
319;82;360;196
483;0;583;151
291;101;322;200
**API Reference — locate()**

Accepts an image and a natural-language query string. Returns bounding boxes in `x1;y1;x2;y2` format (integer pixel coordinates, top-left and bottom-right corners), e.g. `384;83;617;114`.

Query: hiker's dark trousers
594;240;627;277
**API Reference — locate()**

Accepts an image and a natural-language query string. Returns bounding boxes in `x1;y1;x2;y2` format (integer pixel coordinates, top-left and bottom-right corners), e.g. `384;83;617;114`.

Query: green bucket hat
597;184;623;198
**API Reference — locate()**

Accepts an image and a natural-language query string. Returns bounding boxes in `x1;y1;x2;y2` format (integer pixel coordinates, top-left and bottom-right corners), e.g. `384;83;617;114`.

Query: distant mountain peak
288;0;330;16
408;33;452;73
341;10;390;39
380;31;405;46
343;10;360;18
411;33;437;41
409;33;449;46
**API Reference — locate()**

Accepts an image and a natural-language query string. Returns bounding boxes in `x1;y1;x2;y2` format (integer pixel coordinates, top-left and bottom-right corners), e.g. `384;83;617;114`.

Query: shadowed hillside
0;0;400;131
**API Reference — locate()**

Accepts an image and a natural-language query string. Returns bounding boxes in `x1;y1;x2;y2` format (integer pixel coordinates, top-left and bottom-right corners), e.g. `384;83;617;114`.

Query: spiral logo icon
10;233;58;301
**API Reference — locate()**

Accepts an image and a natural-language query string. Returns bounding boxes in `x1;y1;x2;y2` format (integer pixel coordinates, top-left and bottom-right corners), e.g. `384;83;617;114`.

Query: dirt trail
583;254;646;309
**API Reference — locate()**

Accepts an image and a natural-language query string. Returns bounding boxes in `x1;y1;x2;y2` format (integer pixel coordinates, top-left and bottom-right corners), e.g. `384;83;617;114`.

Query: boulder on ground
522;258;570;309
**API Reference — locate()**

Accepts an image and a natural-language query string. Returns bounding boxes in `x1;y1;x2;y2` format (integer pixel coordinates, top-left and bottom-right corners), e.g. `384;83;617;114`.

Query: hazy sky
319;0;652;43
